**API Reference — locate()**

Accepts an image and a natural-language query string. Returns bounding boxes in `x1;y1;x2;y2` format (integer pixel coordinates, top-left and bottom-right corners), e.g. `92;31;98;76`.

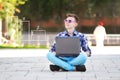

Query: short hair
66;13;79;22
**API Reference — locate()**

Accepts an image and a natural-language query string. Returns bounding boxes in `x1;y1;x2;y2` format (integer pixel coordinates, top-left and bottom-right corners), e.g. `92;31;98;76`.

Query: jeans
46;51;87;71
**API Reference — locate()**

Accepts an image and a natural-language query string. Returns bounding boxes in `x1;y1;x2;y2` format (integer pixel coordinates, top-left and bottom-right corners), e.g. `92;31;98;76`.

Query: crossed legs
47;51;87;71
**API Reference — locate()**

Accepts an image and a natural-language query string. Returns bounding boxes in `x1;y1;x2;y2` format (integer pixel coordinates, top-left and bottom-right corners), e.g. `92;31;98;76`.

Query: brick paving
0;46;120;80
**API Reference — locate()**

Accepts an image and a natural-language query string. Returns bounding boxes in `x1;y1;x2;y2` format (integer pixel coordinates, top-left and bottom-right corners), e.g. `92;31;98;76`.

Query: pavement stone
0;47;120;80
0;55;119;80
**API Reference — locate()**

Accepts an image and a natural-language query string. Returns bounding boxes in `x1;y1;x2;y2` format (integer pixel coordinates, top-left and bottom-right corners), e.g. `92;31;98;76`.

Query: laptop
55;37;81;57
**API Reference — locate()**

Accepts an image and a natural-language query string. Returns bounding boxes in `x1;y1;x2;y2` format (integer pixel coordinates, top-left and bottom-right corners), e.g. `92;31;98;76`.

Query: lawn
0;44;49;49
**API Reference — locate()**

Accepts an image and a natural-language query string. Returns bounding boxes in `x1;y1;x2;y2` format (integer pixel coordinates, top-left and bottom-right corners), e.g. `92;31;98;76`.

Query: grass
0;44;49;49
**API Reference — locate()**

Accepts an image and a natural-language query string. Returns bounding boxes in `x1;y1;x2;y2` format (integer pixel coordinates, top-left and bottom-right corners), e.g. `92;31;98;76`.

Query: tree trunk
2;18;7;37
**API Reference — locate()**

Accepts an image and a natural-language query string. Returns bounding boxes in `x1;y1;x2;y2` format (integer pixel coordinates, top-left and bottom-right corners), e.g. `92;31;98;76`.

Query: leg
68;52;87;72
69;52;87;66
46;52;75;71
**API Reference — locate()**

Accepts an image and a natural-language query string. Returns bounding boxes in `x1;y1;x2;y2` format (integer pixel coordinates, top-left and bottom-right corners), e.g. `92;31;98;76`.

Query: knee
46;52;51;59
82;53;87;60
79;52;87;62
46;51;55;61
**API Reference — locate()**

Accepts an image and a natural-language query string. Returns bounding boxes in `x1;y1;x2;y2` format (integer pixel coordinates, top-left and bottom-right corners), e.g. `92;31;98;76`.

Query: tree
0;0;27;18
0;0;27;45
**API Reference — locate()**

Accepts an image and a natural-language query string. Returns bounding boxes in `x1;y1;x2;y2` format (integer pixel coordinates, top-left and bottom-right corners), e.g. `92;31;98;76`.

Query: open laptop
55;37;81;57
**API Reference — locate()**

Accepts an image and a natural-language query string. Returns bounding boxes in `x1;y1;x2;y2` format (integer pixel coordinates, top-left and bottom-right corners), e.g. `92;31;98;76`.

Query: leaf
10;0;16;5
18;1;25;5
15;8;20;13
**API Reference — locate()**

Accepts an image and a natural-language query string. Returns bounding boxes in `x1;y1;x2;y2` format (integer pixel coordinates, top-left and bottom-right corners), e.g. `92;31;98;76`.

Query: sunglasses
64;19;75;23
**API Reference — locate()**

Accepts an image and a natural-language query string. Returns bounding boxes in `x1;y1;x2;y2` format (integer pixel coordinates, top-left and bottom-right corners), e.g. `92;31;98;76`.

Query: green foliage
7;16;22;44
19;0;83;21
18;0;120;21
0;0;27;19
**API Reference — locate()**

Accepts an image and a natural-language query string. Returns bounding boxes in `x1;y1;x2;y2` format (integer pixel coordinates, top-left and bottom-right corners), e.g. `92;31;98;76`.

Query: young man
47;13;91;71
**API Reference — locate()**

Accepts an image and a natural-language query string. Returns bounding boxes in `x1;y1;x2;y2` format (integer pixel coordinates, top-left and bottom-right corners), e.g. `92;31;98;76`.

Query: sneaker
61;68;68;71
76;65;86;72
50;64;60;71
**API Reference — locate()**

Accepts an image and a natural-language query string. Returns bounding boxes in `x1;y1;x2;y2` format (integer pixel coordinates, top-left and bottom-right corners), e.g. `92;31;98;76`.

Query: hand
86;51;90;57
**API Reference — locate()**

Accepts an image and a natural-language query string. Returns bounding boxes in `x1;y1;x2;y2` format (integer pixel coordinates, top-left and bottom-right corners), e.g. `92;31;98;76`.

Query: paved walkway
0;46;120;80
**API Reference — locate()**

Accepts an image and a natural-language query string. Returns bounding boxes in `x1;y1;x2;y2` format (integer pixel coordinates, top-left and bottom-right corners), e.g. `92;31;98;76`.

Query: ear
75;23;78;27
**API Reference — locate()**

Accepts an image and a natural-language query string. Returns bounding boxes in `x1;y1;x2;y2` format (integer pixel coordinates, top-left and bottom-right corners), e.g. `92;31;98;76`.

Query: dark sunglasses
64;19;75;23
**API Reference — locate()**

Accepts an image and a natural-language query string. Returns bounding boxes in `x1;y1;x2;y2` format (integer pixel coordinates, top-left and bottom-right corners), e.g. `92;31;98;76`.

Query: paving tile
0;48;120;80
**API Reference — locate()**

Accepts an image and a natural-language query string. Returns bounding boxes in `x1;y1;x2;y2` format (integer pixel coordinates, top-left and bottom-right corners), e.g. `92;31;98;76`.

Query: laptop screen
55;37;81;57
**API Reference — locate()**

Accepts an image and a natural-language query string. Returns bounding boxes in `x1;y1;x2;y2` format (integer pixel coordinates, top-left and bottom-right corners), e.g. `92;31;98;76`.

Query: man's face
64;17;78;29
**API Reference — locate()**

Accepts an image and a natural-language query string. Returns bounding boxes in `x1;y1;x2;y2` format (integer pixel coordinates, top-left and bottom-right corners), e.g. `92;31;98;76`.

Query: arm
80;34;91;57
50;41;56;54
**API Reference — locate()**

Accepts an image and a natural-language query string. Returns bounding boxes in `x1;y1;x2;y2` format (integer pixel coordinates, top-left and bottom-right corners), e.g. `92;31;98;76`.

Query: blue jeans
46;51;87;71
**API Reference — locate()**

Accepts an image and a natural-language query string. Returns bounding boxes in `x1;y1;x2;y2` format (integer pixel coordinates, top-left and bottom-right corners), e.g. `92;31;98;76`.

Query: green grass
0;44;49;49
